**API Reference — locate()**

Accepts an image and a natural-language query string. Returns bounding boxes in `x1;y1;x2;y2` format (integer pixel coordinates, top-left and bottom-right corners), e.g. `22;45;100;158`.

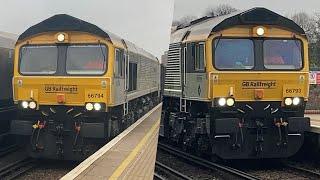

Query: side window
0;48;5;61
128;62;137;91
0;47;11;66
0;47;13;83
7;49;14;75
195;43;205;71
115;49;124;77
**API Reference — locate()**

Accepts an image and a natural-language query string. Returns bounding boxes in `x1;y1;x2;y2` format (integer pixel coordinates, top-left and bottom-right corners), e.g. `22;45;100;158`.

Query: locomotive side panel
0;47;14;105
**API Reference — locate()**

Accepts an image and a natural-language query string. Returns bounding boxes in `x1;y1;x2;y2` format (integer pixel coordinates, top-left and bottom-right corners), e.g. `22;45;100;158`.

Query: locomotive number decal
242;80;276;89
285;88;302;94
87;93;104;99
44;84;78;94
85;90;107;102
283;85;304;97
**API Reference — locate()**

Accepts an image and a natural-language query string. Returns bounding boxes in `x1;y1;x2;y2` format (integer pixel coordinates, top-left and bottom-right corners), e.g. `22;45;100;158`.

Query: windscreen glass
264;40;302;69
214;39;254;70
19;46;58;75
66;45;107;75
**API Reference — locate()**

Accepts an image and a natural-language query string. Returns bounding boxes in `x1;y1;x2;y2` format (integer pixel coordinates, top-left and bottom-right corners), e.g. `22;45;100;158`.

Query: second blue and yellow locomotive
162;8;310;159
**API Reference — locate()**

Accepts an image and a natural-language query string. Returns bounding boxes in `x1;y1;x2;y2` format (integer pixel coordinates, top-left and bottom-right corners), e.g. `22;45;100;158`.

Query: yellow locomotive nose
14;77;111;108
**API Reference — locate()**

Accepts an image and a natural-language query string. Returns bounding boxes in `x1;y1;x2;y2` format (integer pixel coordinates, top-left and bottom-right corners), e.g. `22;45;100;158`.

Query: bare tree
172;15;198;27
289;12;320;68
290;12;315;40
205;4;237;17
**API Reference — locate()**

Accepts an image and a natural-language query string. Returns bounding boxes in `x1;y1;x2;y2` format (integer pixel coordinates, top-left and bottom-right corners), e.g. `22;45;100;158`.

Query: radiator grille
164;43;181;89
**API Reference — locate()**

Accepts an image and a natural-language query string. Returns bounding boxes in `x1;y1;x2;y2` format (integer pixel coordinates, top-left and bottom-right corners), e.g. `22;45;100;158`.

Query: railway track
154;161;193;180
158;142;260;180
0;144;20;158
0;157;37;180
283;162;320;179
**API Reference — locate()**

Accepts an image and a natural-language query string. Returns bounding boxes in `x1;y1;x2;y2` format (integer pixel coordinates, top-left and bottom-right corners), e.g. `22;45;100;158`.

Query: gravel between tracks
247;167;310;180
229;159;319;180
15;160;78;180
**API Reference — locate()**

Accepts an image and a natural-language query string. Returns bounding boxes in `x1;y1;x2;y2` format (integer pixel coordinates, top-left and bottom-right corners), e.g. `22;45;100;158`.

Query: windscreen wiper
99;43;106;66
293;35;301;51
214;34;223;52
20;47;28;60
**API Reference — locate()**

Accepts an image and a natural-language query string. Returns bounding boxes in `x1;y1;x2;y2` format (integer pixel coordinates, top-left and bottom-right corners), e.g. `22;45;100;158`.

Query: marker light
218;98;226;106
85;103;94;111
284;98;293;106
94;103;102;111
21;101;29;109
256;27;265;36
292;97;301;106
57;33;65;42
29;101;37;109
226;98;235;107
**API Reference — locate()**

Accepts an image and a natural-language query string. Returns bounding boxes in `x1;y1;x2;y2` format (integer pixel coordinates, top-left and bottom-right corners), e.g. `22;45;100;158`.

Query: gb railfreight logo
44;84;78;94
242;80;276;89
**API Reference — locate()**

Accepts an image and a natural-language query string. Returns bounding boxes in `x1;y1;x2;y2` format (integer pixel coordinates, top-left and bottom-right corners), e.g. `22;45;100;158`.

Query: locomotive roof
18;14;157;61
171;7;306;43
0;31;17;49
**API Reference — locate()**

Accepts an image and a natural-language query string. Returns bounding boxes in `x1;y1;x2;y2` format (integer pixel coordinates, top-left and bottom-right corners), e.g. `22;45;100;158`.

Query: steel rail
158;142;261;180
154;172;166;180
155;161;193;180
284;163;320;179
0;144;20;158
0;157;37;180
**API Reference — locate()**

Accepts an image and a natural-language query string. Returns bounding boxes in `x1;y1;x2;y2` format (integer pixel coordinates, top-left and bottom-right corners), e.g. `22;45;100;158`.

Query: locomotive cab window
214;39;254;70
194;43;205;71
19;45;58;75
263;39;303;70
128;62;137;91
66;45;108;75
115;49;124;77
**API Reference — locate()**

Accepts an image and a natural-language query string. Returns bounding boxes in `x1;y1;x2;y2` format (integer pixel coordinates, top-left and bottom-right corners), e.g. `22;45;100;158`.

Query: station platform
61;103;162;180
306;114;320;133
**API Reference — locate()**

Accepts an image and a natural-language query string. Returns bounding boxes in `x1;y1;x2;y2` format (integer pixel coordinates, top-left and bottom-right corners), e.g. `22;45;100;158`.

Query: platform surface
306;114;320;133
61;103;162;180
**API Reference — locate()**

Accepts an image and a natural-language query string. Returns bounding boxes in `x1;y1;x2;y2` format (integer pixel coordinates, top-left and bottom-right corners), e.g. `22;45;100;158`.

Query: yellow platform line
109;118;160;179
61;103;162;180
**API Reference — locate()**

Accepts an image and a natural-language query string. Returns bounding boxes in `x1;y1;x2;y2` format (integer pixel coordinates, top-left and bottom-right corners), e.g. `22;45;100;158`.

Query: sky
0;0;174;58
174;0;320;20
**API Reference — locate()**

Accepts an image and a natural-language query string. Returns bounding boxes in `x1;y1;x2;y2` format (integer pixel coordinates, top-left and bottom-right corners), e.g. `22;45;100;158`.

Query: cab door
124;50;129;115
114;48;126;106
184;42;207;100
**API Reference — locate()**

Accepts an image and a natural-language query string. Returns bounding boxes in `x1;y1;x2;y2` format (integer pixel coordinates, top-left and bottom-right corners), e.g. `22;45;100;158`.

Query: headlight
57;33;65;42
284;98;293;106
85;103;94;111
21;101;29;109
292;97;301;106
29;101;37;109
256;27;265;36
226;98;235;107
218;98;226;106
94;103;102;111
